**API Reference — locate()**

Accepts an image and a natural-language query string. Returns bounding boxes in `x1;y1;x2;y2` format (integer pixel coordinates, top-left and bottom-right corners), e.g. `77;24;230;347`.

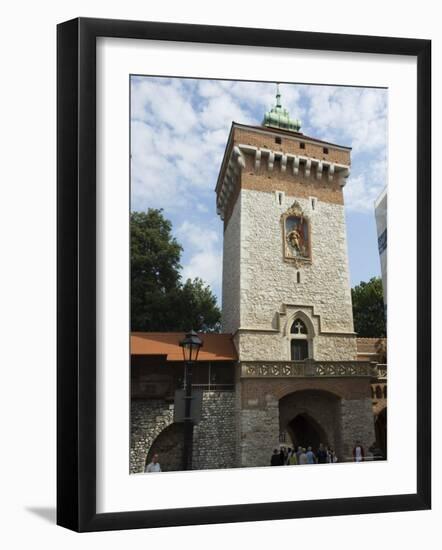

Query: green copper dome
262;84;302;132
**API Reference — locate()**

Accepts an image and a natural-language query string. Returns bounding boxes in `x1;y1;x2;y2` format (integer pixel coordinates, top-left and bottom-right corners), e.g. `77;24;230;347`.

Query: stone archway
130;400;175;473
288;413;327;450
145;422;184;472
279;389;341;455
375;407;387;458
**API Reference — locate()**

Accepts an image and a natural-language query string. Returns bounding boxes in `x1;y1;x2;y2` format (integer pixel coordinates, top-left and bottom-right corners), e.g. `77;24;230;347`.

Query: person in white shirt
298;448;308;465
352;441;365;462
145;453;162;472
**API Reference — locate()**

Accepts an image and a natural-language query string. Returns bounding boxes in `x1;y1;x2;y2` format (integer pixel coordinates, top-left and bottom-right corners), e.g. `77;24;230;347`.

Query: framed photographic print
57;17;431;532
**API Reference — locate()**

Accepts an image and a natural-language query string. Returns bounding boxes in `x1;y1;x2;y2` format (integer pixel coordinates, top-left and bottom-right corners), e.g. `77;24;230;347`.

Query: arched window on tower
290;318;310;360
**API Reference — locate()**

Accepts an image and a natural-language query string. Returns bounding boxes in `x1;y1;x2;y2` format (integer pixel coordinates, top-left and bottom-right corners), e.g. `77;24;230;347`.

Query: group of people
144;442;384;473
271;443;337;466
271;441;384;466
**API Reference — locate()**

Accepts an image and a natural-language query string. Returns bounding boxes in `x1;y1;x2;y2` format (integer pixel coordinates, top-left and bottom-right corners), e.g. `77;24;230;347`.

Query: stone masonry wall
340;397;376;461
236;189;356;361
131;391;237;473
193;391;237;470
278;390;341;452
221;192;241;334
237;332;357;361
130;399;174;474
240;189;354;334
238;377;375;467
240;394;280;467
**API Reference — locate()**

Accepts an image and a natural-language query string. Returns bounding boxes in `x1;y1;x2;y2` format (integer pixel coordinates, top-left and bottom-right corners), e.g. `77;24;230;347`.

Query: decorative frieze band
241;361;380;379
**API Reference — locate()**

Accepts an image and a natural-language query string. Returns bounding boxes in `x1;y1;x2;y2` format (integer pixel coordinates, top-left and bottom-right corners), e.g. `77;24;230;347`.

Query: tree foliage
351;277;386;338
131;209;221;332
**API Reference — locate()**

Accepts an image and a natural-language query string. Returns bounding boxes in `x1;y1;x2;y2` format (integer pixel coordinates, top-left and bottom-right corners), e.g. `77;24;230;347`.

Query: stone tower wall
221;194;241;334
240;188;353;330
222;185;356;361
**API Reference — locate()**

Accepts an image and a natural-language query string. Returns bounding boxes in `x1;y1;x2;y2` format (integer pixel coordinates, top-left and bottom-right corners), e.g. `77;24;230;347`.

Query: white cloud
200;94;253;129
131;76;388;280
305;86;388;152
301;85;388;211
176;221;222;297
182;251;222;294
344;170;386;214
132;79;199;134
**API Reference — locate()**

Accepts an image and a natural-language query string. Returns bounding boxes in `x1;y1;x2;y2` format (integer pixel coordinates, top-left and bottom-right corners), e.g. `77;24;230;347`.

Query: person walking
279;447;286;465
287;448;298;465
271;449;281;466
352;441;365;462
306;446;317;464
298;447;308;465
327;446;337;463
286;447;292;465
145;453;161;472
316;443;328;464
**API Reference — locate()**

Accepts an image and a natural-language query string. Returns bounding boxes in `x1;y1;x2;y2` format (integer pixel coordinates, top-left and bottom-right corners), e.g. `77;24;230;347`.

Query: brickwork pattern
234;127;351;165
241;154;344;206
241;377;372;408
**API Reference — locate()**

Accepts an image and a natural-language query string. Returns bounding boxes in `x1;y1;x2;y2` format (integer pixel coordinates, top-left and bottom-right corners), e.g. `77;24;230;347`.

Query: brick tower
216;85;376;466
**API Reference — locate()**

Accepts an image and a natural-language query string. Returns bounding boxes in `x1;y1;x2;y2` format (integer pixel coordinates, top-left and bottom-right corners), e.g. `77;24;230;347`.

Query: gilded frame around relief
281;200;312;267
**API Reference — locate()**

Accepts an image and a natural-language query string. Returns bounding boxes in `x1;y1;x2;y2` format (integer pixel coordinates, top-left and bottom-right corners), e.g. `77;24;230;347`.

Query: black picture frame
57;17;431;532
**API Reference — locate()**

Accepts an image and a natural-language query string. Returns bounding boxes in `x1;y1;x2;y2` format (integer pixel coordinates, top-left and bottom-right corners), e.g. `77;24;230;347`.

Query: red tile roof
131;332;237;362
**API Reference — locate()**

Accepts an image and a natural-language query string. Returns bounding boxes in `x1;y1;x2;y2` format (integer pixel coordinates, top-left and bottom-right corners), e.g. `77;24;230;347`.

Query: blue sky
131;76;387;303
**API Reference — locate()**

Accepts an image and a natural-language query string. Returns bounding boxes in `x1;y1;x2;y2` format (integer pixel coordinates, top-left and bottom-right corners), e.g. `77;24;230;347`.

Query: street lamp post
179;330;203;471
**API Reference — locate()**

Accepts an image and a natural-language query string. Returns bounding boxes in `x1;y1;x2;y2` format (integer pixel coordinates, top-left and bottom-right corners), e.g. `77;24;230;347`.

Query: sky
131;76;387;303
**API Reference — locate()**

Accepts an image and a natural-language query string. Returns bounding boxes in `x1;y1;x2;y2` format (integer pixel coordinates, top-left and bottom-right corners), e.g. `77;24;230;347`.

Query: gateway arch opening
288;413;326;450
279;389;341;453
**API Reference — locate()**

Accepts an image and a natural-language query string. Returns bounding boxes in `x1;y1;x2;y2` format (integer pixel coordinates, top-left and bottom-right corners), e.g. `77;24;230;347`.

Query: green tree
131;209;221;332
177;278;222;333
351;277;386;337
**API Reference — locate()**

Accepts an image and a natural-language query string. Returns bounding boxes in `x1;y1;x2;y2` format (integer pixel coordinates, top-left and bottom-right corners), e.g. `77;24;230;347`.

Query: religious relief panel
282;201;311;265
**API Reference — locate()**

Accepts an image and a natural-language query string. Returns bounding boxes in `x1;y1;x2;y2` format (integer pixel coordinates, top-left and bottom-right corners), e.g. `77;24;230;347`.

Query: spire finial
276;83;281;108
262;83;302;133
